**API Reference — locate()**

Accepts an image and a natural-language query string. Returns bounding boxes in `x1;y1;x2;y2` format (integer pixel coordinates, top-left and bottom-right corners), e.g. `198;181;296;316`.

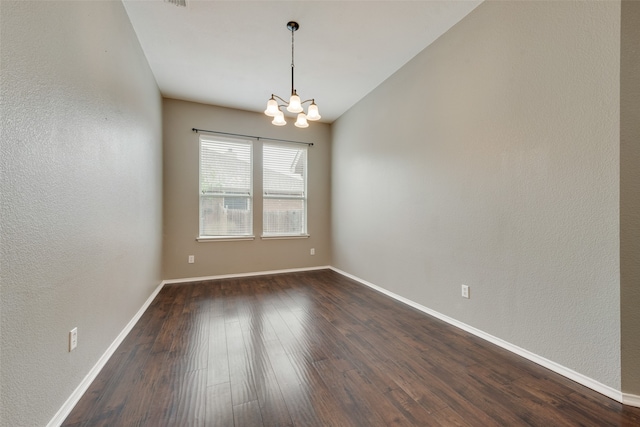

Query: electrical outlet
188;255;195;264
69;327;78;352
310;248;315;255
461;285;470;299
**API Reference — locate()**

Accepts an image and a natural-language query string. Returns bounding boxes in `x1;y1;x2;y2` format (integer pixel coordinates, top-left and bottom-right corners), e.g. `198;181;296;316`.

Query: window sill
261;234;310;240
197;236;255;242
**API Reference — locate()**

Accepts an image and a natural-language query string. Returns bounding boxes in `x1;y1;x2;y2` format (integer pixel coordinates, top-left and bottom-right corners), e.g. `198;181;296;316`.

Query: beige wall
332;0;622;391
162;99;331;279
0;1;163;426
621;0;640;397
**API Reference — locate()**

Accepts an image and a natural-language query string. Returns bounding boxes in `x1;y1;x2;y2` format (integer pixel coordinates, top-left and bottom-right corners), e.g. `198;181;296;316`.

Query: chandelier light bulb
287;93;303;113
272;110;287;126
295;113;309;128
264;97;279;117
306;101;321;121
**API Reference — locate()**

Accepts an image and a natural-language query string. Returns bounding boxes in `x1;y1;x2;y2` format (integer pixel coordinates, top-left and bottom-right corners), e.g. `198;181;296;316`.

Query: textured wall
162;99;331;279
621;0;640;397
332;1;621;390
0;1;163;426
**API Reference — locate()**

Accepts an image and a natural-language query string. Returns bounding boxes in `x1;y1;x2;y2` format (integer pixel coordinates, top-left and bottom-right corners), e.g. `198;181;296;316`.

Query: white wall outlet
188;255;195;264
310;248;315;255
69;327;78;352
461;284;470;299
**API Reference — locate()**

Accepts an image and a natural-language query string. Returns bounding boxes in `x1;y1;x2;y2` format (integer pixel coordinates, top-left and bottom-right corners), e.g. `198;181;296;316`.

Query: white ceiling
122;0;482;123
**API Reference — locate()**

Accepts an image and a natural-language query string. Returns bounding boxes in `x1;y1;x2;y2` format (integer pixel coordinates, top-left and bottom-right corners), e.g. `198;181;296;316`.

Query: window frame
261;141;309;238
197;135;254;241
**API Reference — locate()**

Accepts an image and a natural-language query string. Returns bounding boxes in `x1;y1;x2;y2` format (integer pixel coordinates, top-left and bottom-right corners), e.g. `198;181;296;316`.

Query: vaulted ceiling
123;0;482;122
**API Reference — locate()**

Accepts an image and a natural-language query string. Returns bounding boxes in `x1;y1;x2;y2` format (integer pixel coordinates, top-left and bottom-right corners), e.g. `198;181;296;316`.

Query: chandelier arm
272;94;289;104
300;99;315;105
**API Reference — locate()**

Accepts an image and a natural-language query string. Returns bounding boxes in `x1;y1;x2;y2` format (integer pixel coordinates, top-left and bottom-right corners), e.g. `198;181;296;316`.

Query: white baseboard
46;281;165;427
330;267;639;408
162;265;332;285
623;392;640;407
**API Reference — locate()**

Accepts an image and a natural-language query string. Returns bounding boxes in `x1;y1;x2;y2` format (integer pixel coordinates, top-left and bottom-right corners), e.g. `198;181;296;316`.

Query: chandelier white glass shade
264;21;321;128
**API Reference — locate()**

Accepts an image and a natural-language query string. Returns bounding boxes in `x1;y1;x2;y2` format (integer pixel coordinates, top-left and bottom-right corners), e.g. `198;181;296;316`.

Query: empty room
1;0;639;426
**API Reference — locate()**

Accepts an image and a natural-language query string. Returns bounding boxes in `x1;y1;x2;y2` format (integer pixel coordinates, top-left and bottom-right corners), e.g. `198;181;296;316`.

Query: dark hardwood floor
62;269;640;426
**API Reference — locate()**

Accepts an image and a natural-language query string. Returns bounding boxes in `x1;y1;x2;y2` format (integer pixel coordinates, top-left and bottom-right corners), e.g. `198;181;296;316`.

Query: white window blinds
263;142;308;236
199;136;253;237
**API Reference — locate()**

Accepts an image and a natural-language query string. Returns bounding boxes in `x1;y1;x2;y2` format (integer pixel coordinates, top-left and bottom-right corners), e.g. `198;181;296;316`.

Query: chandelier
264;21;321;128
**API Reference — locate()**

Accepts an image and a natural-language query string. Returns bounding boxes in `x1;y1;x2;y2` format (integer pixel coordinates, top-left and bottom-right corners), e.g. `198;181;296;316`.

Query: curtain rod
192;128;314;146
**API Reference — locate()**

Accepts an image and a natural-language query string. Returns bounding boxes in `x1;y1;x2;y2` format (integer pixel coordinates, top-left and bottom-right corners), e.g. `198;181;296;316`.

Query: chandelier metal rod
291;24;295;95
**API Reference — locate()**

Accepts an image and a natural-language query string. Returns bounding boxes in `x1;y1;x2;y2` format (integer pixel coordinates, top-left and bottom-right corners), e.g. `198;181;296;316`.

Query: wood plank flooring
62;269;640;426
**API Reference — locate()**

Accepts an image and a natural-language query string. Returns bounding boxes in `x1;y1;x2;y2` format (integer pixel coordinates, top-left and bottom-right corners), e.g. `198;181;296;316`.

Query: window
263;142;307;236
199;136;252;238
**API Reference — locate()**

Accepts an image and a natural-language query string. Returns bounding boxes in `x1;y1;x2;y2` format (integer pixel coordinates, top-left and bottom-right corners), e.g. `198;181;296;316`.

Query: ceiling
122;0;482;123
